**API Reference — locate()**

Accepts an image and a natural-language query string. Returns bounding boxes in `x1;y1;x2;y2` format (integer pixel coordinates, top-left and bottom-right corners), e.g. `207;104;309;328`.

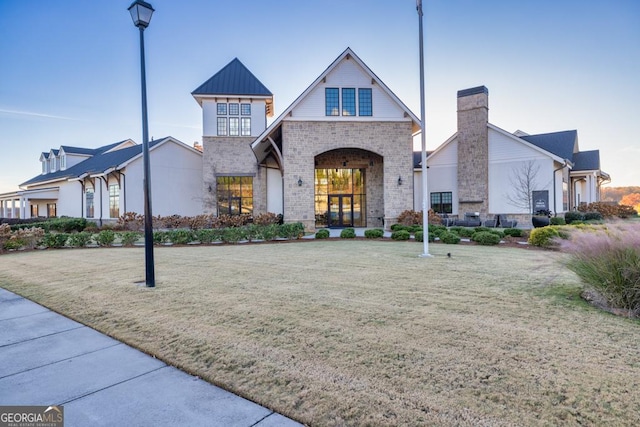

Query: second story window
342;88;356;116
217;102;250;136
325;87;373;117
325;88;339;116
358;88;372;116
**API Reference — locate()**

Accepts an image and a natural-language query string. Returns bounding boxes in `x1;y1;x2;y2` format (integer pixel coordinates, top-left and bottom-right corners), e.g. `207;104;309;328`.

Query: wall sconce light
397;176;403;186
208;184;212;192
369;160;374;167
298;178;303;187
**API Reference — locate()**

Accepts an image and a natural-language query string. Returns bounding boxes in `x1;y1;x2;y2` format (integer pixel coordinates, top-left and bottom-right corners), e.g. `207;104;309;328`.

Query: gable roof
191;58;272;98
251;47;421;163
60;145;97;156
519;130;577;162
572;150;600;171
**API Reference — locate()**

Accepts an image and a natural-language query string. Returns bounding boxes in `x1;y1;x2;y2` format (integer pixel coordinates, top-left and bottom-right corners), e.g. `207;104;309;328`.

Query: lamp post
417;0;431;257
128;0;155;287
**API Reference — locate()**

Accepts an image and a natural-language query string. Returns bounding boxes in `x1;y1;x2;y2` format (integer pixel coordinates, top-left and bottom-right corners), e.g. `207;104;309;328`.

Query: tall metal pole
417;0;431;257
138;26;155;287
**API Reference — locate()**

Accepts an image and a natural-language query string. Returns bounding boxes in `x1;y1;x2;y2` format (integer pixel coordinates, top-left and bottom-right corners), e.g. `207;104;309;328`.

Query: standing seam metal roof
191;58;272;96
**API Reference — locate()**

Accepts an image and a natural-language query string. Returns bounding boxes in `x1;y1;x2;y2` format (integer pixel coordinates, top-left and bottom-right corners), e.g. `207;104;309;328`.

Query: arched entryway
314;149;383;228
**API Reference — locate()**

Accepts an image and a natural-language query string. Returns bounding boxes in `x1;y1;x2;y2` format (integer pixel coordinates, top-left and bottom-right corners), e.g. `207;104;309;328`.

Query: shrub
550;217;566;226
196;229;222;244
279;223;305;239
213;214;251;229
428;224;446;234
315;229;330;239
119;231;141;246
253;212;281;226
167;229;195;245
474;226;491;233
6;226;44;250
118;212;144;231
49;217;87;233
456;227;475;238
559;223;640;315
472;231;501;246
577;201;636;219
503;228;523;237
584;211;604;221
153;231;169;244
222;227;247;243
617;204;637;218
364;229;384;239
3;238;24;250
528;227;560;247
42;233;69;248
397;210;422;226
260;224;280;241
564;211;584;224
340;228;356;239
414;230;434;242
96;230;116;247
390;223;407;232
68;232;93;247
408;225;422;234
489;229;505;238
188;214;214;230
391;230;410;240
440;231;461;244
428;209;442;225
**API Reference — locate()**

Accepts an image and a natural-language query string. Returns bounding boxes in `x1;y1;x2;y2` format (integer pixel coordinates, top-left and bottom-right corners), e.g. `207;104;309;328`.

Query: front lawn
1;242;638;426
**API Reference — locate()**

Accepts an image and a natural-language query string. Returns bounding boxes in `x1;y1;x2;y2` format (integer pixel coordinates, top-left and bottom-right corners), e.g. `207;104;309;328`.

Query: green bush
564;211;584;224
260;224;280;241
96;229;116;246
196;229;222;244
414;230;434;242
503;228;523;237
315;229;330;239
428;224;446;234
119;231;141;246
49;217;88;233
474;226;491;233
390;223;407;232
279;223;305;239
222;227;247;243
472;231;501;245
340;228;356;239
167;229;195;245
449;226;463;234
456;227;475;238
364;229;384;239
408;225;422;234
528;227;560;247
550;217;566;226
68;232;93;247
584;211;604;221
432;227;448;238
440;231;461;244
3;238;25;250
391;230;410;240
153;231;169;244
42;233;69;248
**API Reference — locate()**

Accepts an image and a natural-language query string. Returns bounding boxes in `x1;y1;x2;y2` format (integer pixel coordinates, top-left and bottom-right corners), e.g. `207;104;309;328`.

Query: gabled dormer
192;58;273;138
48;149;59;173
39;152;50;174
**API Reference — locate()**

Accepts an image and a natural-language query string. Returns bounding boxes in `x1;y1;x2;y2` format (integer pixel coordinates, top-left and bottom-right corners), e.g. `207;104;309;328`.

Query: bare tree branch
505;161;541;212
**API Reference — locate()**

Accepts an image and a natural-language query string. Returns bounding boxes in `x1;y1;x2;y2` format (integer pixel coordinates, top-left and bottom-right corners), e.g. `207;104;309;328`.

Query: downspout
80;181;85;218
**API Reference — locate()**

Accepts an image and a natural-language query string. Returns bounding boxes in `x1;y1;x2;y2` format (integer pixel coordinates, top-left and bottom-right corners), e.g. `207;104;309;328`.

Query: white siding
424;139;458;214
292;58;405;120
65;154;91;169
56;181;82;217
203;99;267;137
266;167;283;215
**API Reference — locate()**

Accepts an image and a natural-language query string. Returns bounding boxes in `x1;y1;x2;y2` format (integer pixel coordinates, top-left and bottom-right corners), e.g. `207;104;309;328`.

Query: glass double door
328;194;353;227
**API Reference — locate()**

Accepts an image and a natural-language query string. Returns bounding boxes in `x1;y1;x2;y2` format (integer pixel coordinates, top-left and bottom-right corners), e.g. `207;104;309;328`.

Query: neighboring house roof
20;138;171;187
60;145;97;155
251;47;421;163
191;58;273;97
572;150;600;171
519;130;577;162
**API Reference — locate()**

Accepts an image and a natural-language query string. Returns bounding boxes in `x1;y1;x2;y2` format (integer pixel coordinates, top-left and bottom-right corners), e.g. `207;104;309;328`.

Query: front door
329;195;353;227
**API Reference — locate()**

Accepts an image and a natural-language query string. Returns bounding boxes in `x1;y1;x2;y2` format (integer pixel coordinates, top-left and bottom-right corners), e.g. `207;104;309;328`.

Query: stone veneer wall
282;121;414;230
457;88;489;216
202;136;266;215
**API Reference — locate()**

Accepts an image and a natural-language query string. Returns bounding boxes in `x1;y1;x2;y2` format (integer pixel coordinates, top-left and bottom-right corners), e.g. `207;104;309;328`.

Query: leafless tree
505;161;542;213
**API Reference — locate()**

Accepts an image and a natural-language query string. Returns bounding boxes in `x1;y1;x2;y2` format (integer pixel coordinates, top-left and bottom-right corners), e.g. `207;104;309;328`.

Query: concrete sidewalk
0;288;302;427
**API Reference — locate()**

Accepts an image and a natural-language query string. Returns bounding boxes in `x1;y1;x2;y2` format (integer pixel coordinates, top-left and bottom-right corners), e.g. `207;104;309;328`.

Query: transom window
216;176;253;216
430;192;453;214
229;103;239;115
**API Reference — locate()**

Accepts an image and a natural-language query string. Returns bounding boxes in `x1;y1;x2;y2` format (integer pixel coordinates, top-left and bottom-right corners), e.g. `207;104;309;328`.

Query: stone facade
202;136;266;215
281;121;414;230
457;87;489;216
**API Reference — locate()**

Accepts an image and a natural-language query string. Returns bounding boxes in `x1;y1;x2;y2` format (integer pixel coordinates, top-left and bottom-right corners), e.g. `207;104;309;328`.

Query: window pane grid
241;103;251;115
241;117;251;136
358;88;372;116
229;117;239;136
229;103;239;115
325;88;339;116
216;176;253;216
217;103;227;115
217;117;227;136
342;88;355;116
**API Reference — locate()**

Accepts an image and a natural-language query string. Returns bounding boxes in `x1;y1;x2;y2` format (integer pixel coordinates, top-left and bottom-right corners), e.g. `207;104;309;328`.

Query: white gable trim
251;48;421;161
103;139;136;154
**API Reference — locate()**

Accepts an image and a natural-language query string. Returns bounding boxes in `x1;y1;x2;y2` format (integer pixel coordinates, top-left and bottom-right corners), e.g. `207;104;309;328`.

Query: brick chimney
457;86;489;216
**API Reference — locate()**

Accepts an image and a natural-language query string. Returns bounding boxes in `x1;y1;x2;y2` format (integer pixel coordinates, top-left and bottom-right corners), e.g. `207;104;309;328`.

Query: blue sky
1;0;638;194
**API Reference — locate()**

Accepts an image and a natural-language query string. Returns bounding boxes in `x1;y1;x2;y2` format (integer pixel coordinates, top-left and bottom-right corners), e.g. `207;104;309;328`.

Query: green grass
1;242;639;426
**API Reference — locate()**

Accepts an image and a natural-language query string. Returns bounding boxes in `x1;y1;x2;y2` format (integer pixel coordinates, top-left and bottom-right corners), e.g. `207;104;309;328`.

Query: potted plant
532;209;552;228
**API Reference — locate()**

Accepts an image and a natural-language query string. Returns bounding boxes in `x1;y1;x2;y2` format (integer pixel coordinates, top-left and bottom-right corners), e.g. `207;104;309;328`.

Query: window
50;157;56;173
358;88;372;116
325;88;339;116
241;103;251;115
47;203;57;218
217;103;227;115
229;117;239;136
430;192;453;214
86;186;94;218
229;103;239;115
342;88;356;116
109;184;119;218
217;117;227;136
216;176;253;216
42;161;47;174
241;117;251;136
60;155;66;170
30;205;38;218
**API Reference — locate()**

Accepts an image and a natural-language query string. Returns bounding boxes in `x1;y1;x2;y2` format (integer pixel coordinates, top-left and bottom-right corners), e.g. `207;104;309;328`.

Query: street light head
128;0;154;29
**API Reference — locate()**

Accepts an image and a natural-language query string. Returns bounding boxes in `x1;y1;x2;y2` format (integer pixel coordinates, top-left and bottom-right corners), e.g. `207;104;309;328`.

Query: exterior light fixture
129;0;155;287
298;178;303;187
398;176;403;186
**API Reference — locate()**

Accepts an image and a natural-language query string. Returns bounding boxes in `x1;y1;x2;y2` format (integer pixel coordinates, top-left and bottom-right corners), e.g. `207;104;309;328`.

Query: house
193;48;420;230
414;86;610;224
0;137;203;222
